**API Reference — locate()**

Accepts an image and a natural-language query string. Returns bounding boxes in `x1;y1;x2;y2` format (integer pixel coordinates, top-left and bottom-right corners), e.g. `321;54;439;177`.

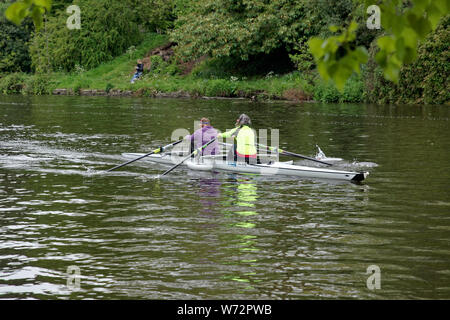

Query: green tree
5;0;52;30
127;0;175;32
29;0;142;72
308;0;450;90
0;1;33;73
364;15;449;104
171;0;310;61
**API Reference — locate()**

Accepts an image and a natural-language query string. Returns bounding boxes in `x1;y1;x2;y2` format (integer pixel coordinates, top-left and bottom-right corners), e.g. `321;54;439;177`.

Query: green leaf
434;0;449;13
427;3;444;29
31;6;43;31
5;2;31;26
407;12;431;39
308;37;324;58
329;25;339;33
347;20;358;33
354;46;368;64
33;0;52;12
403;47;417;64
395;37;406;61
377;36;396;53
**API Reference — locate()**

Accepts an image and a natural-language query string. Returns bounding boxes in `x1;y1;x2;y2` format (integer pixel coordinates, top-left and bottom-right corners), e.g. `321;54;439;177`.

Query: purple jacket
190;125;220;155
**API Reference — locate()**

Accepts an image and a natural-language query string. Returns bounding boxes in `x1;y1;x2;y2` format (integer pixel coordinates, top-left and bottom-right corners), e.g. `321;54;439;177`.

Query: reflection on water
197;176;222;215
220;177;260;289
0;95;449;299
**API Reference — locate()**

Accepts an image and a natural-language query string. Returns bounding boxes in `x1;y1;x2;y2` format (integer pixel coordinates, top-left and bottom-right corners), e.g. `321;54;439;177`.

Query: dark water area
0;95;449;299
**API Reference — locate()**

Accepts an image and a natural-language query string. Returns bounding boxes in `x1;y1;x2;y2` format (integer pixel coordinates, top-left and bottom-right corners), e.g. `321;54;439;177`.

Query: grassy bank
0;33;364;103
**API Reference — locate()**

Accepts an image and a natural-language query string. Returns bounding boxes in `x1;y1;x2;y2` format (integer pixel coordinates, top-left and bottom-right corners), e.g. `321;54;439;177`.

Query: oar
161;137;217;176
106;139;183;172
257;143;333;166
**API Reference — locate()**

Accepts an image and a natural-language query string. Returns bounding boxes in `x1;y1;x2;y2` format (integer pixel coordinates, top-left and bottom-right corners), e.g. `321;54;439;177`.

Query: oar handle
106;139;183;172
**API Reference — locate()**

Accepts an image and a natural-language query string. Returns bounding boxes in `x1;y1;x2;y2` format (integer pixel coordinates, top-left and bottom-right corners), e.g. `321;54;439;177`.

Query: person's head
235;114;251;127
137;59;142;64
200;117;210;127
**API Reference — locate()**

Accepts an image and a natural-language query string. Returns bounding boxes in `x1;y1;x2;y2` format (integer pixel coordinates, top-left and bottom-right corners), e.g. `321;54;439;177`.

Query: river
0;95;449;299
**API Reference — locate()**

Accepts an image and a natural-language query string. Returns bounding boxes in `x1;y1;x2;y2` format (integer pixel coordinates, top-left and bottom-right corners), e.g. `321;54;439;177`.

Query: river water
0;95;449;300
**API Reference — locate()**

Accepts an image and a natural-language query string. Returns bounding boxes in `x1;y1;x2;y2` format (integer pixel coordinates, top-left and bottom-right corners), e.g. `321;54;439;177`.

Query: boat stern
351;171;369;182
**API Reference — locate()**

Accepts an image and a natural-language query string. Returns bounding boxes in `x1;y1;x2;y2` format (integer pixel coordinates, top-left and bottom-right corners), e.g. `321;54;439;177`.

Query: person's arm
219;128;238;138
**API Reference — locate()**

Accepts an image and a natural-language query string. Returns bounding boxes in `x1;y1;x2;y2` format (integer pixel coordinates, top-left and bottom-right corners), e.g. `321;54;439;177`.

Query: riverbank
0;33;364;103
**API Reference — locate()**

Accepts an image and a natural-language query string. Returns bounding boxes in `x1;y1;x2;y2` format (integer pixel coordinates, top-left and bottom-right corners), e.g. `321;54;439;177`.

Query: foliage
28;0;142;73
5;0;52;30
147;55;179;76
171;0;310;61
203;79;237;97
364;16;450;104
0;3;32;73
309;0;450;90
105;82;113;93
289;0;356;72
313;74;364;103
308;21;368;91
0;72;26;93
127;0;175;32
22;72;52;94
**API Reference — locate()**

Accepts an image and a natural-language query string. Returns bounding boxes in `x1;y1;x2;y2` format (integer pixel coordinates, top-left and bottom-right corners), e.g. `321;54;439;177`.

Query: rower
219;114;258;164
184;117;220;157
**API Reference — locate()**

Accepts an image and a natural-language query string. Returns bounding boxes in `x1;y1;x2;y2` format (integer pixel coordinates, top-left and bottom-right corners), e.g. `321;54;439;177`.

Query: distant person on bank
130;59;144;83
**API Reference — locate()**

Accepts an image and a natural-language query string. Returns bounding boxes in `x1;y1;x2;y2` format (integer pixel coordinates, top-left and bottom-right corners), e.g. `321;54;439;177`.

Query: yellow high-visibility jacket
220;125;257;156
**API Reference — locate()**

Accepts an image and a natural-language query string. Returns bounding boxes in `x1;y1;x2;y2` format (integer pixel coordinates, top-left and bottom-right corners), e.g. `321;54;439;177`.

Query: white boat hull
121;153;368;182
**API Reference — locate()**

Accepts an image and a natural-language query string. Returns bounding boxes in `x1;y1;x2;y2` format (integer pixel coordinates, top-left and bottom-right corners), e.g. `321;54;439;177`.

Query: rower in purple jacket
185;117;220;156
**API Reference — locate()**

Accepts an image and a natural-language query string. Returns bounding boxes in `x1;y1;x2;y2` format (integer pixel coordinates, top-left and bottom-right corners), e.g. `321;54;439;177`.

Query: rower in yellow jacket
219;114;258;164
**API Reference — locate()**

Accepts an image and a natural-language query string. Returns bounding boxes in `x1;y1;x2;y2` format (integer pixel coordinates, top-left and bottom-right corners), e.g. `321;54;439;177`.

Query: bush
22;74;52;95
148;55;179;76
0;73;26;94
128;0;175;32
105;82;114;93
204;79;237;97
364;16;449;104
0;4;32;73
313;81;341;103
313;74;363;103
29;0;142;73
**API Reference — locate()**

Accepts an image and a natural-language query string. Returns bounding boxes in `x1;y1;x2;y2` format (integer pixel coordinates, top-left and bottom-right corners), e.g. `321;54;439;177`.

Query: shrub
0;4;32;73
148;55;179;75
105;82;114;93
204;79;236;97
313;74;363;103
22;74;52;95
0;73;26;94
363;16;449;104
29;0;142;73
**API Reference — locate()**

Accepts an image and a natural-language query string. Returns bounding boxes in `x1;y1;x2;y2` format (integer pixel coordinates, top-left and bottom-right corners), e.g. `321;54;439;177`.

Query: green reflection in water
220;177;262;290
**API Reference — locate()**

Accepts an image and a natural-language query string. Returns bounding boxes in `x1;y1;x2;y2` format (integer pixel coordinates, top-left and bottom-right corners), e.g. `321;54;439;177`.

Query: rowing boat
121;152;369;182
